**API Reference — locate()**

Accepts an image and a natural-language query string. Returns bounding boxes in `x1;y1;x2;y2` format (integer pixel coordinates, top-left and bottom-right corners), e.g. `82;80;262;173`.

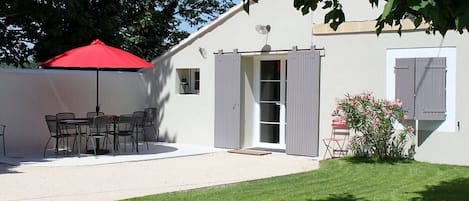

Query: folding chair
323;119;350;159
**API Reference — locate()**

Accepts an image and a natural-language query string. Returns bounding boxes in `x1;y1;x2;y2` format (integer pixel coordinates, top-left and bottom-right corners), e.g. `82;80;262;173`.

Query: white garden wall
0;68;150;155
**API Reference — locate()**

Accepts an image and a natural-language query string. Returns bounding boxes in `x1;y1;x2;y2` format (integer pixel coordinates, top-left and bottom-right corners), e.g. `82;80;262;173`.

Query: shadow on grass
308;193;368;201
411;177;469;201
343;156;412;165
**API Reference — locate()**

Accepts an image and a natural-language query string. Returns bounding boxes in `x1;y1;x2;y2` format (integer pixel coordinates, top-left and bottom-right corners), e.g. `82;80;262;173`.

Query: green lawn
125;158;469;201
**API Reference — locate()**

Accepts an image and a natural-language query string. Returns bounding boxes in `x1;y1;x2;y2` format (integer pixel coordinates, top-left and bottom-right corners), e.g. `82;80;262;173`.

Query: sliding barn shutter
395;58;416;119
214;51;242;149
415;57;446;120
286;48;320;157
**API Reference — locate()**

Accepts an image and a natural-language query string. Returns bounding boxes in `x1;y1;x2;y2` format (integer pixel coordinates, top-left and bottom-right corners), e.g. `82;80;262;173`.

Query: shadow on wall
159;130;177;143
142;58;174;143
416;120;444;146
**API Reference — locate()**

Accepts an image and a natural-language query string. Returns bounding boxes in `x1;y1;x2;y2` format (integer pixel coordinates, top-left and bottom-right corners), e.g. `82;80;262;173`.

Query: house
150;0;469;166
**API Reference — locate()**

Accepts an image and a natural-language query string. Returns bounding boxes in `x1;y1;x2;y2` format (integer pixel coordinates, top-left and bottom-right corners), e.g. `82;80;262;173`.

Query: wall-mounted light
255;24;271;35
198;47;207;58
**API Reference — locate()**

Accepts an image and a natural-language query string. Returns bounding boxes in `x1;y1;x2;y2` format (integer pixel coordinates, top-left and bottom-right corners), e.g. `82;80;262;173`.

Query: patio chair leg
71;136;77;154
2;135;5;156
90;137;97;156
43;138;52;157
144;131;149;150
124;137;127;152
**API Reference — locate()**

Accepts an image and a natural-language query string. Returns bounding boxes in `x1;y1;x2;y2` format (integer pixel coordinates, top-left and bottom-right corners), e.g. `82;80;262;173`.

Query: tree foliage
242;0;469;36
0;0;235;67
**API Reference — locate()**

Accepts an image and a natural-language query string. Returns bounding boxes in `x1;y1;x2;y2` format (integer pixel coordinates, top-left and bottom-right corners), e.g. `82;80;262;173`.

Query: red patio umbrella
42;39;154;112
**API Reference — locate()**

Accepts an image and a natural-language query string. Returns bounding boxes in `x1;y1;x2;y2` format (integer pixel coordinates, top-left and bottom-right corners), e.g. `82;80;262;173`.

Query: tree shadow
411;177;469;201
142;58;173;142
307;193;367;201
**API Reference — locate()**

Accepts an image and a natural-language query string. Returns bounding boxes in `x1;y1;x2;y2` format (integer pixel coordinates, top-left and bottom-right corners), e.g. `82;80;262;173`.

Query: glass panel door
258;59;286;148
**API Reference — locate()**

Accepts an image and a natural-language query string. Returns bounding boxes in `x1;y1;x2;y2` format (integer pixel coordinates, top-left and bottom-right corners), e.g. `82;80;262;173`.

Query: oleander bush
332;92;415;160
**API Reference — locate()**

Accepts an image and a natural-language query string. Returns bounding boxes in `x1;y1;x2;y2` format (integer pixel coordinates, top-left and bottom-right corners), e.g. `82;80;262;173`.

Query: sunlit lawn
125;158;469;201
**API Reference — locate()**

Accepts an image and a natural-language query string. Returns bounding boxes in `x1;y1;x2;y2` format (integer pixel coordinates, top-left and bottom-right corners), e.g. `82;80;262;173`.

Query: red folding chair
323;119;350;159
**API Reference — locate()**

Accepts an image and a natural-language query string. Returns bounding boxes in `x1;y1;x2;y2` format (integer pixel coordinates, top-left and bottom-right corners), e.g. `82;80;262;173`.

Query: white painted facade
153;0;469;165
2;0;468;165
150;0;313;147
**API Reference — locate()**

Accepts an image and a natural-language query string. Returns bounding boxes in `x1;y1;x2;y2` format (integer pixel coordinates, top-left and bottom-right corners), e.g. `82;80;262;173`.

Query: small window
177;68;200;94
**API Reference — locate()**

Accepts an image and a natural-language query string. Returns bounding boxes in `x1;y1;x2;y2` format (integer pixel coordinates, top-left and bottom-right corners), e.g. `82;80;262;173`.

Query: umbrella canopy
42;39;153;69
42;39;154;112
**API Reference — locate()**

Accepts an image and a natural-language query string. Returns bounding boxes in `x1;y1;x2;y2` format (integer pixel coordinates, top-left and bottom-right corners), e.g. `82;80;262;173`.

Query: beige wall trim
313;19;429;35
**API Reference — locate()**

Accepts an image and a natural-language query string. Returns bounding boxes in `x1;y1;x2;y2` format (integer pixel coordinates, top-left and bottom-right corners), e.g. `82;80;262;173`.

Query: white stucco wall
151;0;313;146
150;0;469;166
0;69;149;155
312;0;385;24
315;31;469;165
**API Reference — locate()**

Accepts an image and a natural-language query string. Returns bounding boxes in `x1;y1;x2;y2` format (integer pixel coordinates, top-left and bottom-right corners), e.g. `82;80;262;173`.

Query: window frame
176;68;200;95
386;47;456;132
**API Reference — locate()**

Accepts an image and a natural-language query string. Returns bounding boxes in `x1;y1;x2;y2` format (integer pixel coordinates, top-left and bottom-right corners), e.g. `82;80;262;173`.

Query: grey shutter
415;57;446;120
286;48;320;157
214;52;241;149
395;58;416;119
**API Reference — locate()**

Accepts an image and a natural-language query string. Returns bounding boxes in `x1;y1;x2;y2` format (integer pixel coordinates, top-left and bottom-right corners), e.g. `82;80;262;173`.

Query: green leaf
324;9;345;30
242;0;250;14
369;0;379;7
413;16;422;28
380;0;395;21
322;1;333;9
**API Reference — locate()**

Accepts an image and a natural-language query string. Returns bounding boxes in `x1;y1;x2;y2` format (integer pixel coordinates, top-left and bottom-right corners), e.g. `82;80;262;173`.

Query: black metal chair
86;111;105;147
112;114;135;152
0;124;5;156
143;107;159;142
55;112;79;154
87;115;113;155
132;111;145;153
44;115;77;157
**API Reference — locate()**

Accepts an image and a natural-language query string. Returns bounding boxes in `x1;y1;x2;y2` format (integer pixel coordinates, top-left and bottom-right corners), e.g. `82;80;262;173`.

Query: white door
254;57;287;149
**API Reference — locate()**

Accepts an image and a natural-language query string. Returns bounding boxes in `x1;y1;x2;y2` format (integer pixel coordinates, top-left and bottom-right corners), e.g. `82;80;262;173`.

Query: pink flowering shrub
332;92;415;160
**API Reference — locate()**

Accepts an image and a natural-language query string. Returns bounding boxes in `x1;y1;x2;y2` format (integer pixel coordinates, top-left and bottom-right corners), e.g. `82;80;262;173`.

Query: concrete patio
0;142;221;167
0;142;319;201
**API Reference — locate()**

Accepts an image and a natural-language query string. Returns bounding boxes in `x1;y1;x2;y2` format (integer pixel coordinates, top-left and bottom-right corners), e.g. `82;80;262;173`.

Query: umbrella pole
96;69;100;112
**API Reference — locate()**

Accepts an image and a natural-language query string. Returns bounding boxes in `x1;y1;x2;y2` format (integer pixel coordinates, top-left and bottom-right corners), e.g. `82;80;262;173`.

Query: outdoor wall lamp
255;24;271;34
199;47;207;58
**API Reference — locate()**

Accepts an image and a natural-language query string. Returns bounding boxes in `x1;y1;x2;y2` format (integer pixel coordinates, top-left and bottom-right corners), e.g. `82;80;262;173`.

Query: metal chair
84;112;105;150
44;115;77;157
112;114;135;152
144;107;159;143
0;124;5;156
55;113;79;154
87;115;113;155
132;111;145;153
323;119;350;159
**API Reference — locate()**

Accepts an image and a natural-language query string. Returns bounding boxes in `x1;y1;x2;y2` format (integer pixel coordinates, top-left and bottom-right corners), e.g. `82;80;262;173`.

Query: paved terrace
0;143;319;201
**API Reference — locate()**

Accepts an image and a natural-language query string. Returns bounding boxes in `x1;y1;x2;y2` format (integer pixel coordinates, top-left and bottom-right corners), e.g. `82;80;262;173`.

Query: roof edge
151;3;244;64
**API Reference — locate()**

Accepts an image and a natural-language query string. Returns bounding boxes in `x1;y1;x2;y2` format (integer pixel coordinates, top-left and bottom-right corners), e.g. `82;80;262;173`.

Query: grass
124;158;469;201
